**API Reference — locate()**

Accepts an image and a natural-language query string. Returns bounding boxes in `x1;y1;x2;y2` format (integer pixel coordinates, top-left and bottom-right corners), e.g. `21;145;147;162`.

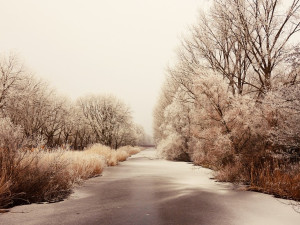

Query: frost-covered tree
79;95;138;149
157;88;194;161
0;53;27;110
180;0;300;96
214;0;300;93
153;77;179;144
154;0;300;200
265;82;300;155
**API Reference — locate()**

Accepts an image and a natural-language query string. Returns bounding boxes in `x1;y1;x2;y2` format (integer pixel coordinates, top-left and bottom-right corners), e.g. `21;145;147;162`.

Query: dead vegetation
0;143;141;208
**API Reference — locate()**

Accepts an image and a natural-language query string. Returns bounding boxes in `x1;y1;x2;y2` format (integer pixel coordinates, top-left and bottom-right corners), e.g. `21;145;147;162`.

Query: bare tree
79;95;136;149
179;0;300;96
184;9;251;95
4;77;51;142
215;0;300;93
0;53;28;110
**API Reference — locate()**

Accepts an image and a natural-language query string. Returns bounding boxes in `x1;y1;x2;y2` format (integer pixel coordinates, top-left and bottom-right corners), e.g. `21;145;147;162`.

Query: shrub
157;134;189;161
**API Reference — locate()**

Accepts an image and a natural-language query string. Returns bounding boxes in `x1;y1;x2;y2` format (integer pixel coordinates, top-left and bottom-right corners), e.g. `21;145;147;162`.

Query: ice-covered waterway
1;148;299;225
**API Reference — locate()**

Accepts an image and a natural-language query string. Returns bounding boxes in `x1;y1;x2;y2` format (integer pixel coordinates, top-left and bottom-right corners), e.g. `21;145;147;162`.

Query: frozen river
1;148;299;225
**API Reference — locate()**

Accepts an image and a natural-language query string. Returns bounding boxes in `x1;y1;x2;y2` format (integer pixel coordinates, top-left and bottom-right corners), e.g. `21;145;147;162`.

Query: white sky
0;0;209;135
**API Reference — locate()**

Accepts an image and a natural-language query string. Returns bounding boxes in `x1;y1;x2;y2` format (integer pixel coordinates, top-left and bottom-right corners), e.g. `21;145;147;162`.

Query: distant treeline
0;53;150;150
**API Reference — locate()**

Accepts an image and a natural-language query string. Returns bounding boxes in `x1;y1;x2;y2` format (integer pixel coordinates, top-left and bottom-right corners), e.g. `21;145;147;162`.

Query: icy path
1;148;299;225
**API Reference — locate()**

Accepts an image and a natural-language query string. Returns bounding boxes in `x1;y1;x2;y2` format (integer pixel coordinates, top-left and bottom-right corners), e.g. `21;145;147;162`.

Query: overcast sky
0;0;210;135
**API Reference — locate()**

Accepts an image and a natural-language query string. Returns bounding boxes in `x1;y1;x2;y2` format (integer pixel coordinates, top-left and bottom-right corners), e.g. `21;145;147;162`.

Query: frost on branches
157;89;194;161
265;82;300;156
154;0;300;199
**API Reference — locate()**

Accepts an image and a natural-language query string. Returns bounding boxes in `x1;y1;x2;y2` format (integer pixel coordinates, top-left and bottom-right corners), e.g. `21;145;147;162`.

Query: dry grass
215;157;300;201
85;144;141;166
0;150;73;206
85;144;118;166
116;149;129;162
0;169;12;208
247;160;300;201
118;145;141;155
0;144;141;208
60;150;105;182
